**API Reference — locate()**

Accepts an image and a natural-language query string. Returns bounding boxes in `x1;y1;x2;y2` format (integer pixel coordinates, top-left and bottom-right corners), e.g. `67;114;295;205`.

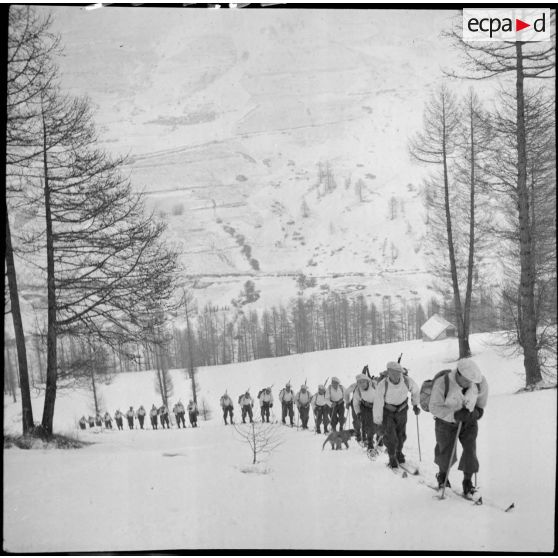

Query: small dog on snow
322;429;356;451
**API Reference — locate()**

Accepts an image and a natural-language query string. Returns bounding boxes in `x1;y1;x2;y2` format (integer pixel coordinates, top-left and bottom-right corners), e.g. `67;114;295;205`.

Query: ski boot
388;455;399;469
396;452;406;464
463;477;475;497
436;471;451;489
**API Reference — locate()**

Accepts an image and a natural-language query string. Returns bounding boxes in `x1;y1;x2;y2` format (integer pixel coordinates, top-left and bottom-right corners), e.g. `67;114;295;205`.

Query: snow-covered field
3;333;556;552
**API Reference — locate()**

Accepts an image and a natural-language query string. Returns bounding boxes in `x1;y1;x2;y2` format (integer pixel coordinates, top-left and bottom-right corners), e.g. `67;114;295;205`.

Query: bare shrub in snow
233;421;284;465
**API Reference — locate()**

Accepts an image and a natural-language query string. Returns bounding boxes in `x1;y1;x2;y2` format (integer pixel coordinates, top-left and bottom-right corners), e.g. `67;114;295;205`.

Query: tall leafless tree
446;19;555;386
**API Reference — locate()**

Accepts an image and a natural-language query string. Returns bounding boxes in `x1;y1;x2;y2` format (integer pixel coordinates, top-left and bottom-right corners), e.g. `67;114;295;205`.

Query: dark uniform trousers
242;405;253;423
282;401;294;425
383;405;408;458
261;403;271;422
330;401;345;431
314;405;330;432
435;417;479;474
351;401;362;441
298;404;310;428
360;403;376;449
223;406;233;424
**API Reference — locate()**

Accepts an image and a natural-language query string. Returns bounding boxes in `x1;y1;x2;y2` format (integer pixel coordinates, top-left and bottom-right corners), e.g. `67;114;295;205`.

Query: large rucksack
419;370;451;412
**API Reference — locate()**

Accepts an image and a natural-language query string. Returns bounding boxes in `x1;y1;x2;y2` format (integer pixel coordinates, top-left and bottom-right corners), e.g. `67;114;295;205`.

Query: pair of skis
388;462;514;512
386;459;481;503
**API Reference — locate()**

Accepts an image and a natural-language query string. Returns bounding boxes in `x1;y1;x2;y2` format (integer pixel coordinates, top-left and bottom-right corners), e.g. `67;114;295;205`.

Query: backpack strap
384;375;412;399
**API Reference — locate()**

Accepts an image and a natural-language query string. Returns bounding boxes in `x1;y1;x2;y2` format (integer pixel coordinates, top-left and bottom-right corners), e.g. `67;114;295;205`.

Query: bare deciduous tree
446;19;555;386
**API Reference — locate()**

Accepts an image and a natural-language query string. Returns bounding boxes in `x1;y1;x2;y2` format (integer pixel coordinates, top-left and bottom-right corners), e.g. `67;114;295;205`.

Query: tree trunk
461;93;476;358
252;423;257;465
5;215;34;432
185;298;197;404
515;43;542;387
40;105;58;435
441;96;467;358
88;342;99;415
41;171;58;431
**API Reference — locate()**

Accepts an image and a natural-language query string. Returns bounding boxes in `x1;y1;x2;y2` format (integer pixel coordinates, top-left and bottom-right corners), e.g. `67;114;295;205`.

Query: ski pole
441;421;462;500
416;414;422;462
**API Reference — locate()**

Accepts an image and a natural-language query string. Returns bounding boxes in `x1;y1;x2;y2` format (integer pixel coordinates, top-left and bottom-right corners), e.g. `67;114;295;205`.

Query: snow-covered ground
3;333;556;552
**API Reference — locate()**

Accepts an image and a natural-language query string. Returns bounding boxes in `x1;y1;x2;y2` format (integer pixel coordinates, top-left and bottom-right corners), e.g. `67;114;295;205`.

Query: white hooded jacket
430;369;488;423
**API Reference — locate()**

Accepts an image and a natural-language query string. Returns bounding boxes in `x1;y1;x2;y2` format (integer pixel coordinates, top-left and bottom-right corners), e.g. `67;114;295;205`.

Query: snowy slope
9;8;501;309
3;333;556;552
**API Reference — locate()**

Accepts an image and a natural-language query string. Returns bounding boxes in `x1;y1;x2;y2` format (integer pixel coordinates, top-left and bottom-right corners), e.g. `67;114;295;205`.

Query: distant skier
173;400;186;428
88;415;95;428
159;404;170;429
150;404;159;429
429;358;488;496
279;382;295;426
373;361;420;468
187;400;198;427
311;385;331;434
352;374;377;451
103;411;113;429
137;405;146;429
259;387;273;423
126;406;135;430
220;392;234;425
79;416;87;430
95;413;103;427
326;377;345;431
295;384;312;429
239;391;254;423
114;410;124;430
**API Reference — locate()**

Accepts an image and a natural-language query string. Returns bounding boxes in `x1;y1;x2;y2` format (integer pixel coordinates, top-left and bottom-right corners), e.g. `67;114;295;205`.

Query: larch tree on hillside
446;18;555;386
6;8;180;434
5;6;61;434
409;86;479;358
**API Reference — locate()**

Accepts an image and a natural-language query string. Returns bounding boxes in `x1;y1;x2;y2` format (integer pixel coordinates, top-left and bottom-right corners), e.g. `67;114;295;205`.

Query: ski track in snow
3;333;556;552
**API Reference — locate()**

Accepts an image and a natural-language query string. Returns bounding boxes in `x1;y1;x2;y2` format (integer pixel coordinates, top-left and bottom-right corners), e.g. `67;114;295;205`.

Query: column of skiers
220;357;488;498
78;400;200;431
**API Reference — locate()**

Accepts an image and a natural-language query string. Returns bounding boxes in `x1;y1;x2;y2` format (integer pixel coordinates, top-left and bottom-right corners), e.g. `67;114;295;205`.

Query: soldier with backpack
279;382;295;426
79;416;87;430
103;411;113;429
114;410;124;430
137;405;147;429
187;400;199;427
352;373;377;451
311;385;331;434
125;406;136;430
173;400;186;428
149;404;159;429
159;404;170;429
373;361;420;468
239;391;254;423
295;384;312;430
426;358;488;496
258;387;273;423
326;377;345;431
220;392;234;425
